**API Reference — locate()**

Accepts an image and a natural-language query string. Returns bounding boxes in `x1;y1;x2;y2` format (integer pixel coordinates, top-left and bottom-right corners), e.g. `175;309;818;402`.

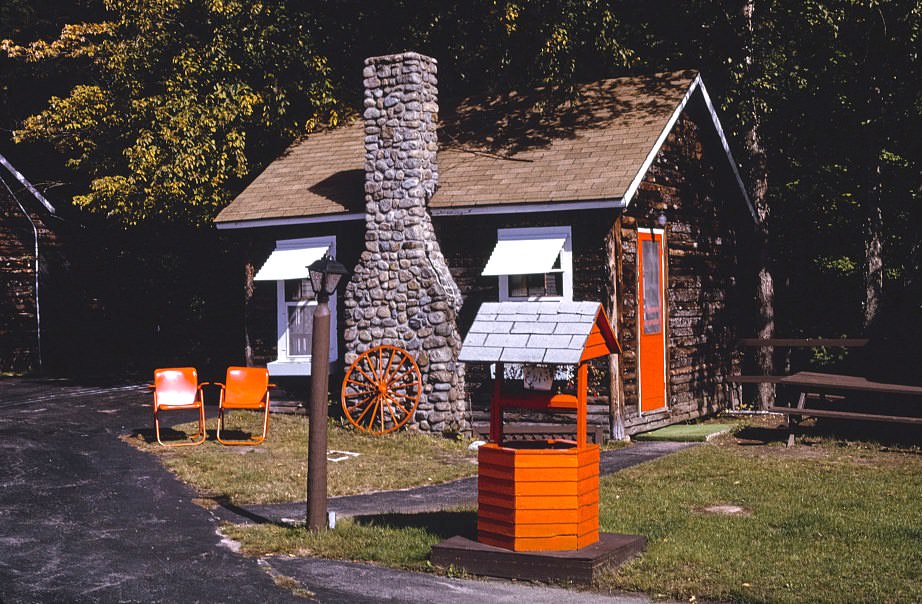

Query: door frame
637;227;668;415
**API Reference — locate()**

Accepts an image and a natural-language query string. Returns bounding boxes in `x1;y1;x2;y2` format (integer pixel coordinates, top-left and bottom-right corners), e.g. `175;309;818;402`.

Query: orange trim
477;463;599;482
477;442;600;551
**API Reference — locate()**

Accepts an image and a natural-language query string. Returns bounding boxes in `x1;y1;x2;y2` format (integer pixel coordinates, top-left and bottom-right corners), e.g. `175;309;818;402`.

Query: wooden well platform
430;532;646;584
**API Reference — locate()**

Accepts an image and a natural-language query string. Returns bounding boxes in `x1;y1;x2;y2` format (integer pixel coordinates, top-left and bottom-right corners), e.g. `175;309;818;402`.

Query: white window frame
495;226;574;302
267;236;337;376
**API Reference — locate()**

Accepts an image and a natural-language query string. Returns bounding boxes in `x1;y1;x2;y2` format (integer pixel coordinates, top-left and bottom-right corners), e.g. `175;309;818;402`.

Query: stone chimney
343;52;469;435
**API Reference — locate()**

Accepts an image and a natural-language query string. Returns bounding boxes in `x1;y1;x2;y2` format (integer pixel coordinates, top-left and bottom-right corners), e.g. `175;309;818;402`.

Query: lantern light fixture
308;254;350;301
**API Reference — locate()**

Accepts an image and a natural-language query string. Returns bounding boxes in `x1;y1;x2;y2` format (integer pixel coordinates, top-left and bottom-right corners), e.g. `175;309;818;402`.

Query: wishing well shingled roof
215;70;696;224
458;301;606;365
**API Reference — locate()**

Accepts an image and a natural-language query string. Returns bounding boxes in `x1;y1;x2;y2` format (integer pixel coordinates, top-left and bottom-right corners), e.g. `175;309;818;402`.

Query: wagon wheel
341;345;422;434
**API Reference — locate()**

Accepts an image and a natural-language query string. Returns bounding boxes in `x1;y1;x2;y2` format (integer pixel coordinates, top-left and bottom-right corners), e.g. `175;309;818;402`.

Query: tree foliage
3;0;340;225
2;0;920;346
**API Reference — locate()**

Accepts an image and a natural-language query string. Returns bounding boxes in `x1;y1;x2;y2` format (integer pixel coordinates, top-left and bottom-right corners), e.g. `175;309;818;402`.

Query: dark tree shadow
439;71;696;157
308;168;366;211
733;425;788;445
211;495;278;526
351;510;477;540
735;417;922;450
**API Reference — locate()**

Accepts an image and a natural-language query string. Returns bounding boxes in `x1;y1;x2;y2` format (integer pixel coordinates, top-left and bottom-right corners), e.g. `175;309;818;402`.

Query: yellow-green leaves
5;1;338;226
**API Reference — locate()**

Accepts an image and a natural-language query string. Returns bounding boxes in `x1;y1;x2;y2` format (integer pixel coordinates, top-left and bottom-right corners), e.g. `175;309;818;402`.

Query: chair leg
217;405;270;446
155;405;206;447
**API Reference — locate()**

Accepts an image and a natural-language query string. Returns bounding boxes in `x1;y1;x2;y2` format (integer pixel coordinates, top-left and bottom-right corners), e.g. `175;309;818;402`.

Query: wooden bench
770;371;922;445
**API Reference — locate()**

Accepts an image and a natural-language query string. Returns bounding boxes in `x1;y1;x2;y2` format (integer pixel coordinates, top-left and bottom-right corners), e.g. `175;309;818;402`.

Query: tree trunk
861;50;884;334
862;156;883;334
743;0;775;409
243;240;256;367
606;218;627;440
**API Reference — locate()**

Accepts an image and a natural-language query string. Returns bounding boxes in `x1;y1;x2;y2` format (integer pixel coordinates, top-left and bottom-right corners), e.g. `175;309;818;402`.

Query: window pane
288;305;315;356
642;240;662;334
509;274;528;298
509;272;563;298
285;279;315;302
526;273;545;296
545;272;562;297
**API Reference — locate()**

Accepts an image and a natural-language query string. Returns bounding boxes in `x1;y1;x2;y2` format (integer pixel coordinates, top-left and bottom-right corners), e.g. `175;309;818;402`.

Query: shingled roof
216;70;752;226
458;301;618;364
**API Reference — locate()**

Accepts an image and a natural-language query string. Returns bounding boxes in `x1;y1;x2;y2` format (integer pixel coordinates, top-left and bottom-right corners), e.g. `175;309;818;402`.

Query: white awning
481;236;566;276
254;244;329;281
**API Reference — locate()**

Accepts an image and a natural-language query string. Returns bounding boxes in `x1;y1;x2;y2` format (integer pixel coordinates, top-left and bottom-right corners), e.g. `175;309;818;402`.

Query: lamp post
306;254;349;531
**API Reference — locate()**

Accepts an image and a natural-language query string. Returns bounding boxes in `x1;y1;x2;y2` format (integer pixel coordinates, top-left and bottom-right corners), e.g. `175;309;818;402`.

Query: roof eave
0;152;57;215
429;197;625;217
215;212;365;230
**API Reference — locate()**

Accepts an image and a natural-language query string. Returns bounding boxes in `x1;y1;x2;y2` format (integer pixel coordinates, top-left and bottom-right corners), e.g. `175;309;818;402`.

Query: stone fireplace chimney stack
343;52;468;435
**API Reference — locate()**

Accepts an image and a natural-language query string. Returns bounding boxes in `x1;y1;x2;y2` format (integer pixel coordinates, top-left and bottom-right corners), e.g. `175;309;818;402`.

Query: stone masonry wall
343;52;469;435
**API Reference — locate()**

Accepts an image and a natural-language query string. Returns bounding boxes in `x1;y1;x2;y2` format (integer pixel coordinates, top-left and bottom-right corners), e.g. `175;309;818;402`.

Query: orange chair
150;367;206;447
214;367;274;446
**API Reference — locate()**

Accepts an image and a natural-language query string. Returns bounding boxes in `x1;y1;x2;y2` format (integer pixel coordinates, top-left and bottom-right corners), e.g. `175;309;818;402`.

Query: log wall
0;187;57;373
434;210;616;433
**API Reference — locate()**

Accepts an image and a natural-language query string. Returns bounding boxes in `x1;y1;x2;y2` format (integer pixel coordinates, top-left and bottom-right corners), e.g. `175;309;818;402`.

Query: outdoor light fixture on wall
656;211;668;228
306;253;349;531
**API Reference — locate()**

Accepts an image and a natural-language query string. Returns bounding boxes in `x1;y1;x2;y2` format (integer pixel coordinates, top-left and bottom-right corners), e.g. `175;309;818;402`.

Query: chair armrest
268;383;277;389
146;384;155;390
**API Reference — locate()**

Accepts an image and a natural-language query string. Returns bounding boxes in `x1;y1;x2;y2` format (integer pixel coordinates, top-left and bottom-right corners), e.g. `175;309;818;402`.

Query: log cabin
215;52;756;438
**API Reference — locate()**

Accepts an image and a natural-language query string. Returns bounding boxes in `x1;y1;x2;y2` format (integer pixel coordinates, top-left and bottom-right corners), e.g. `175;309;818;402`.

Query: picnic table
726;338;870;387
768;371;922;445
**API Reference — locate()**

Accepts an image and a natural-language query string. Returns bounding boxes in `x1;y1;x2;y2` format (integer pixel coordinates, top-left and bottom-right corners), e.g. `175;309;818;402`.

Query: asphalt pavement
0;377;689;603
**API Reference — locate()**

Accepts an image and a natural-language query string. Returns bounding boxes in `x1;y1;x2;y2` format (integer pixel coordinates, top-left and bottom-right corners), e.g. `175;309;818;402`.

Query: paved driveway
0;378;309;602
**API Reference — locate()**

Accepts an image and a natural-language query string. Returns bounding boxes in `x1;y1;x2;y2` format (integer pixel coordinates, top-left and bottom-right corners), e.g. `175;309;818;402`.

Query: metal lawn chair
150;367;206;446
213;366;274;446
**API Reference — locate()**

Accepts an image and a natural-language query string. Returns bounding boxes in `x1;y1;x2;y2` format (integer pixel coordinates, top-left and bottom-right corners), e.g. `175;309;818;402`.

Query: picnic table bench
769;371;922;446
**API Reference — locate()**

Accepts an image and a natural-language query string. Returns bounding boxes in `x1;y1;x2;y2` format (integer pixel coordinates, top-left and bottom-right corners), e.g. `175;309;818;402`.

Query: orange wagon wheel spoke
341;345;422;434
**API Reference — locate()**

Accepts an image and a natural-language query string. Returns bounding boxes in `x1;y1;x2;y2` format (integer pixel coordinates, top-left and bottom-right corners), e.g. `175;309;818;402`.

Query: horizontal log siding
435;210;615;428
619;112;743;433
0;189;57;373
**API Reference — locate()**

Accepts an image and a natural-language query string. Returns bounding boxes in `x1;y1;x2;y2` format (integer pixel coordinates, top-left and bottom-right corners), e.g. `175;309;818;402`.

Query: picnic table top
779;371;922;396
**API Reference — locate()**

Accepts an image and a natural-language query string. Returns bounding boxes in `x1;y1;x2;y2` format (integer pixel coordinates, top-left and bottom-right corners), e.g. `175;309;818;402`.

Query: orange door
637;230;666;412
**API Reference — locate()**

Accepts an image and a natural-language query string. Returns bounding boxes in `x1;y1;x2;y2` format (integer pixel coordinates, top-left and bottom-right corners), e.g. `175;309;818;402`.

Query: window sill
268;360;312;376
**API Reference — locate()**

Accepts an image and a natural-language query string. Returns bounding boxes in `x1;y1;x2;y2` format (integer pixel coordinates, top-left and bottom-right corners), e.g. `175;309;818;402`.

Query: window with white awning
483;226;573;301
256;237;338;375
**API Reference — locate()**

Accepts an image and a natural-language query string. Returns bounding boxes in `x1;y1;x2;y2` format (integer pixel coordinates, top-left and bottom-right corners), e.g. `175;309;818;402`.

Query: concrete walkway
0;378;690;603
217;440;692;525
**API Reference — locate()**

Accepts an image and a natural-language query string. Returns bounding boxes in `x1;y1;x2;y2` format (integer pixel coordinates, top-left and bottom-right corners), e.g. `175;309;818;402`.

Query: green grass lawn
595;440;922;603
134;415;922;602
128;411;477;504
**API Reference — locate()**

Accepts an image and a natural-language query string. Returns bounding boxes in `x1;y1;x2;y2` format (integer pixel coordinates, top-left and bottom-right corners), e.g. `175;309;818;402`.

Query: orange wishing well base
457;301;622;553
477;440;600;551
